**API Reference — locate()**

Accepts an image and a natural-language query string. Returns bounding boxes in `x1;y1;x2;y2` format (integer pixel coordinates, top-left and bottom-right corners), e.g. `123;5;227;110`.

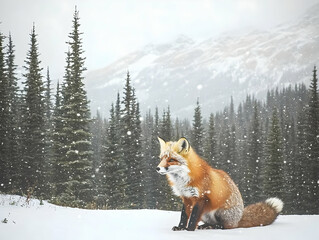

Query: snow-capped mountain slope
84;4;319;118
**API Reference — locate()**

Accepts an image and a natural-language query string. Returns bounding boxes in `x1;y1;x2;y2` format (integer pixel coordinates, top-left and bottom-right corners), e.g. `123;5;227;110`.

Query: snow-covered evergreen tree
244;102;263;204
90;110;105;204
101;102;126;209
142;110;156;209
52;81;64;195
20;25;46;196
159;106;173;141
119;71;143;208
191;99;204;156
5;33;20;193
204;113;217;166
304;66;319;213
43;67;54;197
263;109;284;199
54;9;94;207
0;31;9;192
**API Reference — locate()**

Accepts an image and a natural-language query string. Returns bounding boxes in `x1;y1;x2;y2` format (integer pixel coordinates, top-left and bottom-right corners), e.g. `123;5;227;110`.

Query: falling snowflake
127;131;132;136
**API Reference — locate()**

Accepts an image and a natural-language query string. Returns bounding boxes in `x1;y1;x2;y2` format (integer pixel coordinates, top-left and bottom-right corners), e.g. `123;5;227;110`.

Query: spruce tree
160;106;173;141
0;31;9;192
234;103;246;195
304;66;319;213
90;110;104;201
219;110;233;174
174;118;181;139
131;93;144;207
229;124;238;181
120;71;143;208
244;102;263;204
101;102;125;209
295;104;308;213
191;99;204;156
20;25;46;196
5;33;20;193
283;117;297;214
204;113;217;166
119;72;134;208
43;67;53;197
55;9;94;206
52;81;64;196
263;109;284;199
52;52;71;199
142;110;155;208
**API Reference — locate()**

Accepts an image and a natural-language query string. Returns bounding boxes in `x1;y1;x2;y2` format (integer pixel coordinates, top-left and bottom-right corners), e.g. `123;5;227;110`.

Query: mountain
84;4;319;119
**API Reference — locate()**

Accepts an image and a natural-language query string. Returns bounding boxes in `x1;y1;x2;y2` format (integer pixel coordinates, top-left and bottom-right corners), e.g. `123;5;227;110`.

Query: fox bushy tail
238;198;284;228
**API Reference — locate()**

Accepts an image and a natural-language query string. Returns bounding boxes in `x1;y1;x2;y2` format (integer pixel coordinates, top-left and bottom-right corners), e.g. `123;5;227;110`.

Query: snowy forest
0;9;318;216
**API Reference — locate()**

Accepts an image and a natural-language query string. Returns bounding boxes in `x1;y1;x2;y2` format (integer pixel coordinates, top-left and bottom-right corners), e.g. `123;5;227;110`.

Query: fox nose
156;167;160;172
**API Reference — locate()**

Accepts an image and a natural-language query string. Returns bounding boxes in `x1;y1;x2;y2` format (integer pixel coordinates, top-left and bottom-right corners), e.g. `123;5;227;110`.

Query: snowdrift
0;194;318;240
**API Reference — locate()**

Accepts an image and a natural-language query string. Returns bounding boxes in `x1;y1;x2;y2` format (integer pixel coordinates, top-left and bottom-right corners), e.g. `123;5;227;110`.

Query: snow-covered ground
0;194;318;240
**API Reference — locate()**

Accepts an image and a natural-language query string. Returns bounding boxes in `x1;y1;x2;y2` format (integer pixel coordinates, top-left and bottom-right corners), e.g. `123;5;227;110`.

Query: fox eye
168;159;175;162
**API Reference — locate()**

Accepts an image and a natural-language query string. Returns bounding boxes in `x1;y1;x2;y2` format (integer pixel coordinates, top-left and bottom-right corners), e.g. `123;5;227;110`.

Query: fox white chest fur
167;169;199;198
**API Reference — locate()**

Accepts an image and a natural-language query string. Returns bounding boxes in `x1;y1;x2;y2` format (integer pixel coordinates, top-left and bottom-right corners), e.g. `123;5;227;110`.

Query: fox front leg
172;204;188;231
186;202;204;231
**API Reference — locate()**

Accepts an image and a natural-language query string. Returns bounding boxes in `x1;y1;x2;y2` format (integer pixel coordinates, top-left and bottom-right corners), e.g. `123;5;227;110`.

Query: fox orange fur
156;137;283;231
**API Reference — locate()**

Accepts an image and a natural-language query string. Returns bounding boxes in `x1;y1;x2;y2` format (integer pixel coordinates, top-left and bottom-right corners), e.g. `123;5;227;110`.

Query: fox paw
172;226;186;231
198;224;214;230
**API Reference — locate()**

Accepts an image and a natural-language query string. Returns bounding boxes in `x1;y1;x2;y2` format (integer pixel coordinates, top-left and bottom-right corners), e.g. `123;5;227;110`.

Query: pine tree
304;66;319;213
263;109;284;199
5;33;20;193
20;25;46;196
90;110;105;200
191;99;204;156
52;52;71;196
283;116;297;214
159;106;173;141
219;110;233;174
236;102;248;191
131;93;144;207
100;103;125;209
295;104;308;213
142;110;156;208
0;31;10;192
119;71;143;208
229;124;238;181
204;113;217;166
43;67;54;197
55;9;94;207
119;72;134;208
244;102;263;204
229;96;235;125
174;118;181;139
52;81;64;196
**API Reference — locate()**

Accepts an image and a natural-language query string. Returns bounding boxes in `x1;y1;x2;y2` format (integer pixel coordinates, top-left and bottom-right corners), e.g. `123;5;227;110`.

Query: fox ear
176;137;190;154
158;137;166;153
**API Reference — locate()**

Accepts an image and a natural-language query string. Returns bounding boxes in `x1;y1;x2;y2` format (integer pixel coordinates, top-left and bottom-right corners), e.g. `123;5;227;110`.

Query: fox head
156;137;191;175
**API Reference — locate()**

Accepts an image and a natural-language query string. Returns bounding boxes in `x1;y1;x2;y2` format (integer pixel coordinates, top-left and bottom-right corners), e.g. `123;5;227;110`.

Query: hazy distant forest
0;10;318;215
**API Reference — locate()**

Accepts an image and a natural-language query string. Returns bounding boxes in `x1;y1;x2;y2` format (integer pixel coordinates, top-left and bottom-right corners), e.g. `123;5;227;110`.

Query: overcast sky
1;0;318;81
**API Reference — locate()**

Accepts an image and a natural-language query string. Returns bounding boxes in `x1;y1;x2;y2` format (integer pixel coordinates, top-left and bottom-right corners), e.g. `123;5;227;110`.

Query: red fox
156;137;283;231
